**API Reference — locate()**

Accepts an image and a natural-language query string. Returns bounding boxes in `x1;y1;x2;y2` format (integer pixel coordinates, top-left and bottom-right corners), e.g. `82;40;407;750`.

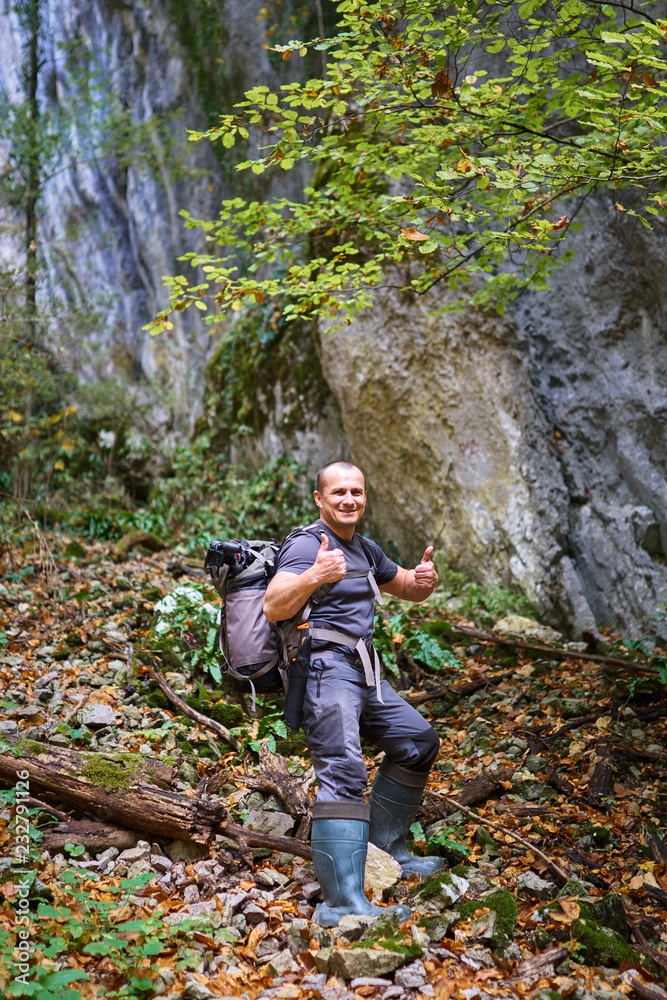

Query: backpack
204;526;379;710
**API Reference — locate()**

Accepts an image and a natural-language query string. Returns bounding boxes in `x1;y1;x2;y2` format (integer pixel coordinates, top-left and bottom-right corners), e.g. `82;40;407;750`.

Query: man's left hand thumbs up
414;545;438;589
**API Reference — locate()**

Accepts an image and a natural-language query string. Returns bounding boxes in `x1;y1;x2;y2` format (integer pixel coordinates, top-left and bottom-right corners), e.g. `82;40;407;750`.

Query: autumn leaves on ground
1;528;667;1000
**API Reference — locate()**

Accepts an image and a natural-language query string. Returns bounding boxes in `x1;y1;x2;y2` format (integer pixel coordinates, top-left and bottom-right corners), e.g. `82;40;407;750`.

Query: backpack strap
287;523;383;608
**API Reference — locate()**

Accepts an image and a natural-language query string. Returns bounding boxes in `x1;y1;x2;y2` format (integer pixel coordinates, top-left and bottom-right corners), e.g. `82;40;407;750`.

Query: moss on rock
556;878;590;898
147;690;170;711
571;917;640;967
456;889;518;948
578;893;628;938
210;702;243;728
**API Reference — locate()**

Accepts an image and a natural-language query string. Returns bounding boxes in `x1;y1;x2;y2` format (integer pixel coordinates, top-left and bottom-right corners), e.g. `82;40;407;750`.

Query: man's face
314;466;367;537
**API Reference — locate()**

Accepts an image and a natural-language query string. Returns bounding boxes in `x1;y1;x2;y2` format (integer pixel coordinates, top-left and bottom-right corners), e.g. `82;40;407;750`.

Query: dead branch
25;795;71;821
451;623;659;676
587;737;615;807
627;916;667;973
222;821;311;861
406;669;516;707
623;971;667;1000
420;767;516;826
432;791;570;882
166;560;205;581
149;669;242;752
513;945;568;983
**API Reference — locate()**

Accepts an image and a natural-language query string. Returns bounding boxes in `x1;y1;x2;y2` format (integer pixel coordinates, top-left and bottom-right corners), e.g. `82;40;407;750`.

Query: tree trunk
21;0;41;344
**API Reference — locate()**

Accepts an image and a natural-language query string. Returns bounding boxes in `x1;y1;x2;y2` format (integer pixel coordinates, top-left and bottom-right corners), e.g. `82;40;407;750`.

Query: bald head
316;461;365;494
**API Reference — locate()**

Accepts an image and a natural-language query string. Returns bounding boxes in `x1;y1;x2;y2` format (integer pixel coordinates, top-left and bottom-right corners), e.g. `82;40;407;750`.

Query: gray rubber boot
369;760;445;878
310;800;412;928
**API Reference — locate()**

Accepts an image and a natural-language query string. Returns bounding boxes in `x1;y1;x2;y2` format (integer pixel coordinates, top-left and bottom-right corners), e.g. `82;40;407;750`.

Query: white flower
98;429;116;449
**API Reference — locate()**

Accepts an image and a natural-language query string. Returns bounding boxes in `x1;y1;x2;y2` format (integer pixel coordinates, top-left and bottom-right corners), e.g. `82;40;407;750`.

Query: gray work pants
301;655;439;801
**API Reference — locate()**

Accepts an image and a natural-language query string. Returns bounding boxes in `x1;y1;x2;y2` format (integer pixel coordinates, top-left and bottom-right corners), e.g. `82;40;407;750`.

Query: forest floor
1;529;667;1000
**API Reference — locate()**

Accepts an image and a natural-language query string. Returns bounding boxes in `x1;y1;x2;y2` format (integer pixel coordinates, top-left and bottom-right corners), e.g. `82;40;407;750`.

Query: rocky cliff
1;2;665;638
318;194;667;638
0;0;316;427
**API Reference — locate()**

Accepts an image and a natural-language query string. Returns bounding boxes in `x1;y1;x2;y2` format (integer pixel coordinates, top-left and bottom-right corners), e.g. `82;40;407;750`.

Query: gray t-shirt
277;518;398;644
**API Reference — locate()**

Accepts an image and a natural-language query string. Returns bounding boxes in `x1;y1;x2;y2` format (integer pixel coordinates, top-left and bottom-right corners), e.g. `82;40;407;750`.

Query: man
263;461;443;927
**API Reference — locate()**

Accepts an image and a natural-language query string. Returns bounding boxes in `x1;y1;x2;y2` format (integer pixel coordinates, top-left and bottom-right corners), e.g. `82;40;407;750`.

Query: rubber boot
310;800;412;928
369;759;445;878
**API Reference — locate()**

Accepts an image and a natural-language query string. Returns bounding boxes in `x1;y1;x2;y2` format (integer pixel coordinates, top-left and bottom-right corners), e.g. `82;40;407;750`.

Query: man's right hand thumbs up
314;531;346;582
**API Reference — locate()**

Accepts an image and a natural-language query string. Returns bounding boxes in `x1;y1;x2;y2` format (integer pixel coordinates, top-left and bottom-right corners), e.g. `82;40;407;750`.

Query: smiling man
263;460;443;927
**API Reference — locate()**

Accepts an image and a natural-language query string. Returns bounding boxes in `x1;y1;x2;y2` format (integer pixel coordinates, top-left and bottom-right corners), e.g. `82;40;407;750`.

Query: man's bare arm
263;533;346;622
380;546;438;603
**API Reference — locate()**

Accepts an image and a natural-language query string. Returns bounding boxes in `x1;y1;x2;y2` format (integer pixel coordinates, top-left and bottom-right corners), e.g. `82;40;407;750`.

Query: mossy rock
571;917;640;967
578;893;629;939
456;889;518;948
475;827;502;856
405;870;469;910
361;911;400;939
64;630;84;648
353;917;423;962
578;821;616;847
418;912;456;942
63;540;88;559
556;878;590;899
209;703;243;728
147;690;170;711
529;928;555;950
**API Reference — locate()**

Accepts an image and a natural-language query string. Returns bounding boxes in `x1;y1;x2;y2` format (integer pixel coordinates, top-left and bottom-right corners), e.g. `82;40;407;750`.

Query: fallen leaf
559;899;581;920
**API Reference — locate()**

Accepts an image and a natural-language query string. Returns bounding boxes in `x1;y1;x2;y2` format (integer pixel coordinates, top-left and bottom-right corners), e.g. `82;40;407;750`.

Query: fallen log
42;820;140;854
0;741;312;860
111;530;165;562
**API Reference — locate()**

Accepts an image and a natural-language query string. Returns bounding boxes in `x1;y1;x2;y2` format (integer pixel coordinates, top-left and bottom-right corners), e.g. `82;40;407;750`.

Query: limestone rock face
516;197;667;638
318;199;667;640
0;0;309;429
318;289;598;636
